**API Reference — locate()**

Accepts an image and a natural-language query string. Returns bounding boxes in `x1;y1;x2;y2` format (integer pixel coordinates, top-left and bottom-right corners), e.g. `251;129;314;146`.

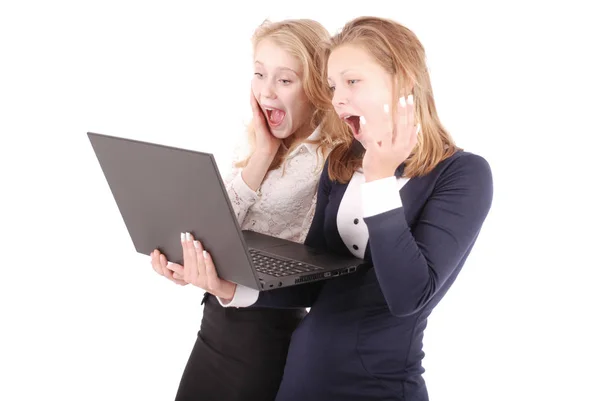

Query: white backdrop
1;1;598;400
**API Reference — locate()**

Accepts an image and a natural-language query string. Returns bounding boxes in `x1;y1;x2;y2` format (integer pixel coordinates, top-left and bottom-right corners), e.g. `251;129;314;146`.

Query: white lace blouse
222;126;327;244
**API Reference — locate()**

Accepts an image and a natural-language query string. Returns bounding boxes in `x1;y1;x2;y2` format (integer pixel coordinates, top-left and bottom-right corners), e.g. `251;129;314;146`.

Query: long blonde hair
321;16;460;183
235;19;347;172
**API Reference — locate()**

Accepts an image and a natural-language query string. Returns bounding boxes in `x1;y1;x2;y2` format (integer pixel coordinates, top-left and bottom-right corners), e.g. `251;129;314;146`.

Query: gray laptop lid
87;132;261;290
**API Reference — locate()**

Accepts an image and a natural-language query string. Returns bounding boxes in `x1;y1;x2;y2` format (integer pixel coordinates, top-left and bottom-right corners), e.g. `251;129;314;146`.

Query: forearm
224;150;273;224
365;208;433;316
362;154;493;317
241;150;277;191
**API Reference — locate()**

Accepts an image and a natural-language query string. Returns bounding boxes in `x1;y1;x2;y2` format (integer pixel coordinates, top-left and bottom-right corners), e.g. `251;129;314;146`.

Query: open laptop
87;132;364;291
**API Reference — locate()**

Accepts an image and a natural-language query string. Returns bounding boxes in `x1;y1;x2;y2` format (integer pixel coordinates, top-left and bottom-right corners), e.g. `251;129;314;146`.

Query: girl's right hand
150;234;237;302
250;90;281;156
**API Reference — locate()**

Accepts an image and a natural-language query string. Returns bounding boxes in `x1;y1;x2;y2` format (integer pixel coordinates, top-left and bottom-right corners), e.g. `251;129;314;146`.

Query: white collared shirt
223;126;326;244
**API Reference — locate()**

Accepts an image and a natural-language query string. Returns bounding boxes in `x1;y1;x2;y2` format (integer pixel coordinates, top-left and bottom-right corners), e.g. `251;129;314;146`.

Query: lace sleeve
224;170;259;225
221;138;258;226
298;192;318;243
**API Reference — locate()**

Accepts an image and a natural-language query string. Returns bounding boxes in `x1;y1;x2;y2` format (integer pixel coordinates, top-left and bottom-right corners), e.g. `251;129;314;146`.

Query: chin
272;131;291;140
271;124;292;139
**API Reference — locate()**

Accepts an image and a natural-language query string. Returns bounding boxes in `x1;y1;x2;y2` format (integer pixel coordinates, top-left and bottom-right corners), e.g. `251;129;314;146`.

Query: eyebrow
254;61;300;76
327;69;359;80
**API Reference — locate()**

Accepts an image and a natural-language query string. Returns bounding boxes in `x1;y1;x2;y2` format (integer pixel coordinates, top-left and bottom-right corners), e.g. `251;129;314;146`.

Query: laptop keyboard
249;248;323;277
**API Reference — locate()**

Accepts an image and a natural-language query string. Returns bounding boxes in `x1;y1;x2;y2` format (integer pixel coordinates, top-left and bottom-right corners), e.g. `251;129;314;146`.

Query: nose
331;87;348;107
260;81;277;100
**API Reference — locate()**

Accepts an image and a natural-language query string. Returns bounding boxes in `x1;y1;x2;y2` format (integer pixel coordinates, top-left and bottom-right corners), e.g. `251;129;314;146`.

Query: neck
283;120;313;149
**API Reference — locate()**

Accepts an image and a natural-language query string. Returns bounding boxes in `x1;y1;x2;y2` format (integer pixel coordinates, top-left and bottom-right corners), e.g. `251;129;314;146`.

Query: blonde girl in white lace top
150;19;347;401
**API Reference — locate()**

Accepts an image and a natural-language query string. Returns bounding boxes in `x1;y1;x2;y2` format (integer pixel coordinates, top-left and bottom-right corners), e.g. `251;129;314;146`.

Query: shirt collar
285;125;322;158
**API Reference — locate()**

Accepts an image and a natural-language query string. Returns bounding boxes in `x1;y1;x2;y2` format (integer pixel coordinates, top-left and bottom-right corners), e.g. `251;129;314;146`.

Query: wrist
250;148;278;165
242;151;277;191
215;283;236;305
223;283;237;303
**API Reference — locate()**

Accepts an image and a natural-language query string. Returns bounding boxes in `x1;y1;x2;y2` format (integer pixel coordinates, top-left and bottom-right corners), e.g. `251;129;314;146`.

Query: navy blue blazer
253;148;493;401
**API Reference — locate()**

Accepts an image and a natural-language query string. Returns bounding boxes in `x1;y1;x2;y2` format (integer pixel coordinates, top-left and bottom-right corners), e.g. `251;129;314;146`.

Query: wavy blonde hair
235;19;348;172
321;16;460;182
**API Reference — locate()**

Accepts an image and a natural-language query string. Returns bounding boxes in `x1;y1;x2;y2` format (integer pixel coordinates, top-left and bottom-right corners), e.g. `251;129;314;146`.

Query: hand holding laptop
150;250;187;286
150;232;237;301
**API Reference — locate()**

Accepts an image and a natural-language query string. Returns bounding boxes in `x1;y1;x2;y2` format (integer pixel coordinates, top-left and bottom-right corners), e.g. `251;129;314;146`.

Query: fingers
405;94;415;128
180;232;215;290
250;92;266;131
250;90;260;115
165;263;188;285
159;253;171;277
165;261;184;276
165;270;187;286
181;232;199;284
382;104;394;148
203;250;219;291
250;90;267;127
150;249;188;285
360;116;377;150
193;239;206;280
191;239;205;285
393;94;418;148
150;250;163;275
151;249;172;279
362;93;417;150
151;234;217;290
397;95;409;128
410;93;420;146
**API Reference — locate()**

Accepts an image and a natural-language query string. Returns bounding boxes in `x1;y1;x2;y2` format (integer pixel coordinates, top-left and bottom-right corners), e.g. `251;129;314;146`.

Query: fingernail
399;97;407;108
203;250;208;259
194;240;200;249
186;232;191;241
180;233;185;242
359;116;366;125
383;104;389;113
407;95;414;105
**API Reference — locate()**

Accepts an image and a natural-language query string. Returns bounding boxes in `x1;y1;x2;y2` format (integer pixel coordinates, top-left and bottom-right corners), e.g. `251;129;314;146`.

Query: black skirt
174;293;306;401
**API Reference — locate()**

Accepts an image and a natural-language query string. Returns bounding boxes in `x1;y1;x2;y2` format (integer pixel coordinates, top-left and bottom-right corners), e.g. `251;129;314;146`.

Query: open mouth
343;115;361;137
264;107;286;128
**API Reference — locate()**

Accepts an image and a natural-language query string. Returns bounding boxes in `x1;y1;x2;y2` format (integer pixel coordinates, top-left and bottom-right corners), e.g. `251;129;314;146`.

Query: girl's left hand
361;95;420;182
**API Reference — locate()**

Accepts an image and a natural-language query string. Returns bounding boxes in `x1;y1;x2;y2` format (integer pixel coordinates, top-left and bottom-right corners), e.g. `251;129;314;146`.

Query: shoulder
432;150;493;208
438;150;492;184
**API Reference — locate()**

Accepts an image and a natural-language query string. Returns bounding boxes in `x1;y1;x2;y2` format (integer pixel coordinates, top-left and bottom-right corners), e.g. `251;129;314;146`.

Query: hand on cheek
361;95;420;182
